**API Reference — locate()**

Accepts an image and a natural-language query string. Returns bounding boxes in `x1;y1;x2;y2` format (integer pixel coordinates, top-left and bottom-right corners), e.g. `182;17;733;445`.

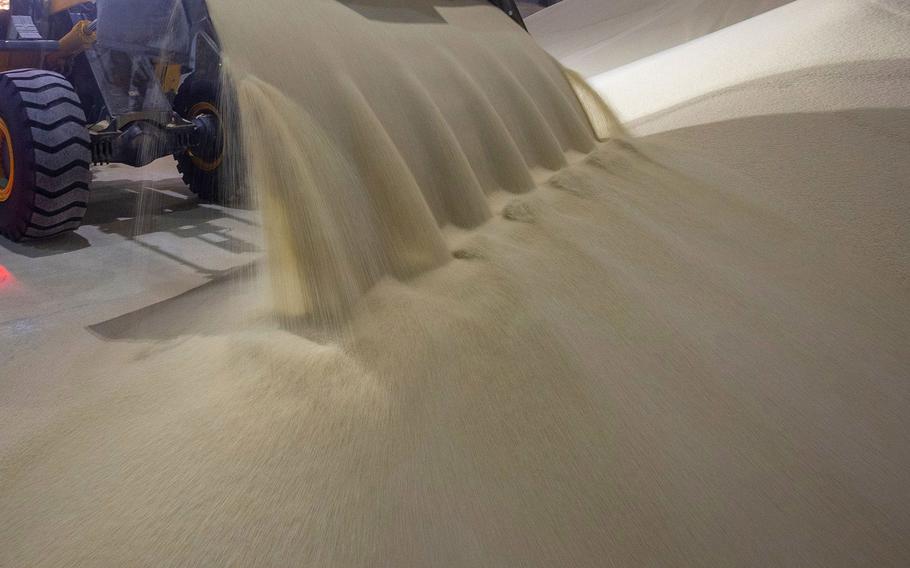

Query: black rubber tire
0;69;91;241
174;77;242;205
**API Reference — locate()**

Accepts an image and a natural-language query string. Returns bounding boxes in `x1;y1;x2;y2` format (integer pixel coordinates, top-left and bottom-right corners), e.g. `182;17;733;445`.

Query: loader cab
0;0;58;72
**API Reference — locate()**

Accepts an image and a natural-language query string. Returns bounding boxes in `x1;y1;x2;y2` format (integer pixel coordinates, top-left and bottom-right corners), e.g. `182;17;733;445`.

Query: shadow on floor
336;0;449;23
88;263;263;341
0;231;91;258
1;175;260;267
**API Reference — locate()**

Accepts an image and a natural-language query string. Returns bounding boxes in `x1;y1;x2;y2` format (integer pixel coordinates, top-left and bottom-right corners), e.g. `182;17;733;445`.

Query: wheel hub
188;101;224;172
0;117;13;203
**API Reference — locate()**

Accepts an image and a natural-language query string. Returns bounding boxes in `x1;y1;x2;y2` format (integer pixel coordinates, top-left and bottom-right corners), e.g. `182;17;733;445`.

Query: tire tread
0;69;92;240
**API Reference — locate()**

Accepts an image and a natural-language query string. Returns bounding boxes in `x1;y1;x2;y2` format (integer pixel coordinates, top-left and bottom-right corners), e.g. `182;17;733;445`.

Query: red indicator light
0;264;16;289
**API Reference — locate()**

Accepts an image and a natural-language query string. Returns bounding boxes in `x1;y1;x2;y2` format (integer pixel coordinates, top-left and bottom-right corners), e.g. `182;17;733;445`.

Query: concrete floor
0;159;261;358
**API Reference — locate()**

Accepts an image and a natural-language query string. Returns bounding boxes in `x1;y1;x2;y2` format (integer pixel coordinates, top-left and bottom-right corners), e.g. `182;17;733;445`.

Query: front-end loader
0;0;526;241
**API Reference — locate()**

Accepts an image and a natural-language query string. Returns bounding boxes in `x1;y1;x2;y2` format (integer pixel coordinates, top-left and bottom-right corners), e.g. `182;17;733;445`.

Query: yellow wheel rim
187;101;224;172
0;117;14;203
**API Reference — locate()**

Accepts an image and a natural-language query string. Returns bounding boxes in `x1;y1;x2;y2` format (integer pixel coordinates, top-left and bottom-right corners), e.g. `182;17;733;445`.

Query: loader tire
174;77;243;206
0;69;91;241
